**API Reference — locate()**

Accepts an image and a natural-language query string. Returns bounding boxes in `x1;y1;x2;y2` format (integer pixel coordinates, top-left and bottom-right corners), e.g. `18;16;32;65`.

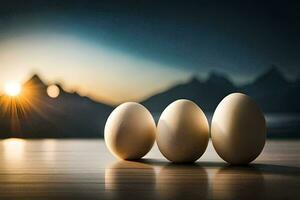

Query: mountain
142;72;239;113
243;65;288;91
141;65;300;138
0;65;299;139
142;65;300;113
0;74;113;138
241;65;300;112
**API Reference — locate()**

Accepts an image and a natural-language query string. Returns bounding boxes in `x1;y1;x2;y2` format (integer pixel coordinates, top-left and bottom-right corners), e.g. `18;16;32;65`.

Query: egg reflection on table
104;102;156;160
156;99;209;163
213;166;264;200
211;93;266;164
105;161;155;196
157;164;208;199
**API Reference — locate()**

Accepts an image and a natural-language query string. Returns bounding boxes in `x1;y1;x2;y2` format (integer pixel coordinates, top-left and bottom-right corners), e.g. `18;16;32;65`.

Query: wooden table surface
0;139;299;200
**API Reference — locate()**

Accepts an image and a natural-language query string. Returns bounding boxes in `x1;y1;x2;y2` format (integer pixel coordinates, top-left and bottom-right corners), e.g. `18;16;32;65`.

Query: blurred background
0;0;299;138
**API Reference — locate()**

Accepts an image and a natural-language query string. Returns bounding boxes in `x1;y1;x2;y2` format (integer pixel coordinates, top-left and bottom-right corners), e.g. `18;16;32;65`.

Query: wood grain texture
0;139;299;200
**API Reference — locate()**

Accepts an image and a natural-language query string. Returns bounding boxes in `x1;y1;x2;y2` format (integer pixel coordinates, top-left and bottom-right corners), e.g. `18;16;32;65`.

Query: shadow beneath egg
137;158;226;168
130;158;300;176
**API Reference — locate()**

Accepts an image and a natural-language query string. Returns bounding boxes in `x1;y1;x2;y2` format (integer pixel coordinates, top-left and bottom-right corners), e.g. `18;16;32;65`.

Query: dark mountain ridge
142;65;300;113
0;65;299;138
142;73;239;113
0;74;113;138
141;65;300;138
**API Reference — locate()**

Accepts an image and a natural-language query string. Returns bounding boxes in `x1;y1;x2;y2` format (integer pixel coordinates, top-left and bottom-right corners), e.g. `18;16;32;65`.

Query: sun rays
0;79;50;136
1;85;31;135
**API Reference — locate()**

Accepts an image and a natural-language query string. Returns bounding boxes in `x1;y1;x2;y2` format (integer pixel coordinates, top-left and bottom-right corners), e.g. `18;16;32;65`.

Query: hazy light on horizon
0;32;190;104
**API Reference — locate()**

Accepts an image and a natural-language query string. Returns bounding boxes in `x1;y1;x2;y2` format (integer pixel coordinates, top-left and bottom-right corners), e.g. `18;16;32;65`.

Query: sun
4;82;22;97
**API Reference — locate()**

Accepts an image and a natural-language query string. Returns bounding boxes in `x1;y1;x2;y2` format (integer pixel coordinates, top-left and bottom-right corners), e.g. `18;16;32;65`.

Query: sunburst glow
0;80;45;136
4;82;22;96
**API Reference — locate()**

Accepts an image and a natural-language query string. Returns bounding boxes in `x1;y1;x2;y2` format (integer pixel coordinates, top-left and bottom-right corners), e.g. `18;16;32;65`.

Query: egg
211;93;266;164
104;102;156;160
157;99;209;163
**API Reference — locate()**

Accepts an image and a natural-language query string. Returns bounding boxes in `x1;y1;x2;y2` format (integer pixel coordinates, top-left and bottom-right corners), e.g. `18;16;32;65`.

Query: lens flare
47;85;60;98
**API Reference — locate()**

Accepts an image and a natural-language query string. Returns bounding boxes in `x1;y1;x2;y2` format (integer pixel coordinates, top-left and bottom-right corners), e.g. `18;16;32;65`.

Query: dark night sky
0;0;299;102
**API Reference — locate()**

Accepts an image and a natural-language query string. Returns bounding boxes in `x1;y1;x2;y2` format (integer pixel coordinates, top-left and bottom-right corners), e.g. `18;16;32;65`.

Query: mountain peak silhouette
187;76;201;84
206;71;234;87
0;73;113;138
257;65;287;84
24;74;47;88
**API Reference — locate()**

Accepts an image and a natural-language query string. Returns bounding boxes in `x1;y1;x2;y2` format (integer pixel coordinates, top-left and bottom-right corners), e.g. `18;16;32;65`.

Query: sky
0;0;299;104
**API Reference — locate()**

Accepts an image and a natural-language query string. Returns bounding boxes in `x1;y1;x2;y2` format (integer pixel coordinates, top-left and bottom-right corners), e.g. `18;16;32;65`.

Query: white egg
211;93;266;164
104;102;156;160
157;99;209;163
